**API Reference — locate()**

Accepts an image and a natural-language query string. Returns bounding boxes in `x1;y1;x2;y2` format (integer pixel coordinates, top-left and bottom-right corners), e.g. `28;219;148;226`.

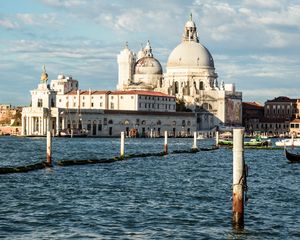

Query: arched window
187;121;191;126
108;119;113;124
124;120;130;125
199;81;204;90
172;121;176;126
157;120;161;125
175;82;179;94
141;120;146;125
182;120;186;126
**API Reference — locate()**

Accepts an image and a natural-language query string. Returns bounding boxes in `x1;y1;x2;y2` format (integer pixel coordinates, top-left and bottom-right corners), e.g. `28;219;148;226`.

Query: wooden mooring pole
120;131;125;159
46;110;52;166
232;128;245;229
215;131;219;147
192;131;198;150
164;131;168;155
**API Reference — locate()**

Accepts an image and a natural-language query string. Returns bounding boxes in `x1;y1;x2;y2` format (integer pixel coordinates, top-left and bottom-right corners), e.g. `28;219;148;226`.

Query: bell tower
117;42;136;90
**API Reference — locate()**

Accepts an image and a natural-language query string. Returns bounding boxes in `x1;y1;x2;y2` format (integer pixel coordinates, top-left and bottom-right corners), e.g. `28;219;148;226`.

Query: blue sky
1;0;300;106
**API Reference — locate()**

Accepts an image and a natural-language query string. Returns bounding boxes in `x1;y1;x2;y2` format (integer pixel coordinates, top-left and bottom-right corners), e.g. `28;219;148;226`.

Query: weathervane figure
40;64;48;83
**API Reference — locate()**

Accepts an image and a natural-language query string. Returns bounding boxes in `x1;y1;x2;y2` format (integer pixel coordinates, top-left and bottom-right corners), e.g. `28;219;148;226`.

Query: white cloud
16;13;59;26
243;0;285;9
0;19;18;29
39;0;86;8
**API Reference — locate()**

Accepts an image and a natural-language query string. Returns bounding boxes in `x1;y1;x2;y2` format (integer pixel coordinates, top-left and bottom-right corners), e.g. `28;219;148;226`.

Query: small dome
167;41;214;68
185;20;196;28
135;57;162;75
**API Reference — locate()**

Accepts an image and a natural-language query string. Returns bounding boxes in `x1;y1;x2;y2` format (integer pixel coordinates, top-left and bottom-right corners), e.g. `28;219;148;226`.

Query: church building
21;15;242;137
117;14;242;130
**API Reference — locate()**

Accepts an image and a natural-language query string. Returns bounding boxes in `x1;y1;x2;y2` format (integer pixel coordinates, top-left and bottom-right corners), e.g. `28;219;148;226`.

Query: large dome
167;41;214;68
135;57;162;75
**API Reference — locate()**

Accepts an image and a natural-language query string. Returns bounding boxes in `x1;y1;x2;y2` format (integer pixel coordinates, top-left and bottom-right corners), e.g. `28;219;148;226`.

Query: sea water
0;136;299;239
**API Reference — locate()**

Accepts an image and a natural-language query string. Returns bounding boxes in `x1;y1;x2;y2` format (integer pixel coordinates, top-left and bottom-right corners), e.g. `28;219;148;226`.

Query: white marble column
56;115;60;136
27;116;30;135
26;116;29;135
41;116;44;135
21;116;25;136
39;117;42;135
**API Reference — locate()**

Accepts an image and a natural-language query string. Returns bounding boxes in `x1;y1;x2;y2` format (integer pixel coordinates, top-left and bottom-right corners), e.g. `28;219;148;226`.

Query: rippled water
0;136;299;239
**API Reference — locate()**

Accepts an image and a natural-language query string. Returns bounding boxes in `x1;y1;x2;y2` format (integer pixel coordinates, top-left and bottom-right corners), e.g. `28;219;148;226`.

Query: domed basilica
117;15;242;130
21;15;242;138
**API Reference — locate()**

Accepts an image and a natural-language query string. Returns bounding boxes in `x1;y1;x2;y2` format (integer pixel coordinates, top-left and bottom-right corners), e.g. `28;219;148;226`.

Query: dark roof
265;96;297;103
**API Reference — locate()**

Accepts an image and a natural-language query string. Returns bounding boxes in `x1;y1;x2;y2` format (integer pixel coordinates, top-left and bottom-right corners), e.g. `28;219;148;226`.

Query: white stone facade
22;75;191;136
21;15;242;136
117;15;242;130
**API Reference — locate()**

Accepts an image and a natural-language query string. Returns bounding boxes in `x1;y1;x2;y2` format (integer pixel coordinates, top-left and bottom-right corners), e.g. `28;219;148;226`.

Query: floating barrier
0;145;219;172
0;162;51;175
220;145;283;150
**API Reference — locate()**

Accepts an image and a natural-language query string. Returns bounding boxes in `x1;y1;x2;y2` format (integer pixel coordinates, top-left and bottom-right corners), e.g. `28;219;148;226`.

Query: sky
1;0;300;106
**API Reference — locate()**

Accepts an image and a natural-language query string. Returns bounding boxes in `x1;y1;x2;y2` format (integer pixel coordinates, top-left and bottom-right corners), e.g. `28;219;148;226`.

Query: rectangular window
100;102;103;107
98;124;102;131
82;102;85;107
91;102;94;107
37;99;43;107
110;102;114;109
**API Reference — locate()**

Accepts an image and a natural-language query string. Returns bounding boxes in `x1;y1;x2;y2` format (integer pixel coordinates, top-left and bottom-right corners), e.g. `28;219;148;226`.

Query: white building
22;15;242;136
22;68;195;137
117;14;242;130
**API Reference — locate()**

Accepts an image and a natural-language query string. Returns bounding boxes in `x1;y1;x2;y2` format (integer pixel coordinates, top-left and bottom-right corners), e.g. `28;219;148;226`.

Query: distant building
21;15;243;137
22;73;195;137
117;14;242;130
289;118;300;136
242;96;300;136
0;104;22;135
264;96;296;120
242;102;264;135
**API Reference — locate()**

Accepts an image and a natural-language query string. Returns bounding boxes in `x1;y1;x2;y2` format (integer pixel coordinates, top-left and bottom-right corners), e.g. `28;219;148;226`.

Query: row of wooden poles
9;125;248;230
47;130;208;164
48;128;247;229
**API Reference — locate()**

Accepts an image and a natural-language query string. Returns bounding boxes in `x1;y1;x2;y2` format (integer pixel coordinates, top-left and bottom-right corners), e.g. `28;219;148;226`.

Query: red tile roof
242;102;264;110
66;90;110;95
110;90;174;98
290;118;300;123
65;90;174;97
